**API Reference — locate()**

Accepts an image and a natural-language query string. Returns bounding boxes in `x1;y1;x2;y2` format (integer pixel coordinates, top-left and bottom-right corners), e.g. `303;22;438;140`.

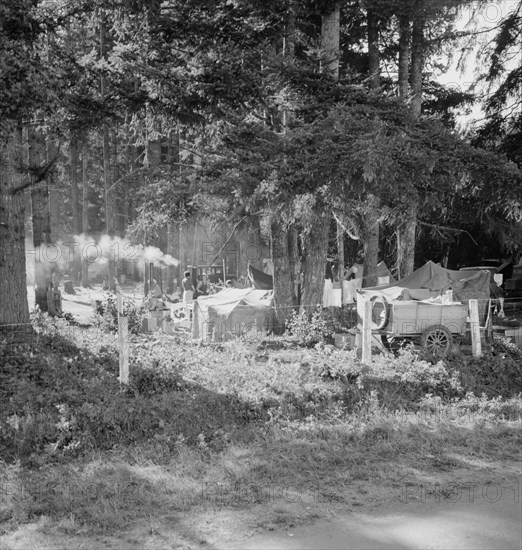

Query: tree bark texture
398;13;411;99
46;140;59;237
167;224;175;294
362;206;380;287
70;138;81;234
111;127;123;235
81;147;89;287
270;220;295;331
364;8;381;286
396;6;425;277
296;3;340;315
100;13;115;290
336;220;344;283
147;138;162;179
398;201;418;278
410;7;425;118
367;8;380;89
102;123;115;289
0;129;30;326
320;4;340;78
288;226;300;306
29;129;52;312
300;213;329;314
124;142;136;231
284;6;296;61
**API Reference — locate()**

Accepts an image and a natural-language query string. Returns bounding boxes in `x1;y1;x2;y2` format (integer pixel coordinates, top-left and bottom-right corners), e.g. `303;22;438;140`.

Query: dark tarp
359;261;491;321
247;264;273;290
376;261;396;284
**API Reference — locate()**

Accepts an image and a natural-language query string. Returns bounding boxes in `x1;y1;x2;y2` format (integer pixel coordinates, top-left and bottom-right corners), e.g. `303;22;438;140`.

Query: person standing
182;270;195;302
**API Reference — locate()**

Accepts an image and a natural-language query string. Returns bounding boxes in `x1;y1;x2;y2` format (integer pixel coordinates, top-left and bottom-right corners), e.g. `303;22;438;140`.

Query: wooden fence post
362;300;372;365
469;299;482;357
117;292;129;384
357;293;372;365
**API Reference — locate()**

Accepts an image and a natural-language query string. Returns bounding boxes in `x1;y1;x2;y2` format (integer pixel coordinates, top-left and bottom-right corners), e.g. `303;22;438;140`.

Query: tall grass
0;317;520;539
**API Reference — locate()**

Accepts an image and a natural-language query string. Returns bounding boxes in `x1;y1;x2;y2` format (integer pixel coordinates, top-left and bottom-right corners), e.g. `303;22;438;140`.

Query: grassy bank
1;314;521;545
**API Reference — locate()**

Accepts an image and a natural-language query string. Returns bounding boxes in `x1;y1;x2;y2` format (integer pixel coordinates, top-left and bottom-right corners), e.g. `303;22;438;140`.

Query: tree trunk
297;3;340;313
124;142;136;230
367;8;380;89
270;220;295;331
396;6;424;277
362;211;379;287
337;220;344;289
28;128;52;312
300;213;330;313
81;147;89;287
100;13;115;290
320;3;340;78
167;223;175;294
46;140;59;238
102;123;115;289
410;7;425;118
111;127;122;235
284;5;296;61
398;202;417;278
282;3;296;129
362;8;381;287
398;13;411;99
288;226;300;305
70;138;81;234
0;128;30;326
146;138;162;180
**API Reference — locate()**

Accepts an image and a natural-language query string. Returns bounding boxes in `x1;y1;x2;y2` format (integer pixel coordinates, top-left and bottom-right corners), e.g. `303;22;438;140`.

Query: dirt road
218;487;522;550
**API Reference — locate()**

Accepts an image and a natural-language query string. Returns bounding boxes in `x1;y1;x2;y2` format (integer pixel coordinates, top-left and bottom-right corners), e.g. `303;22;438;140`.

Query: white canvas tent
192;288;273;341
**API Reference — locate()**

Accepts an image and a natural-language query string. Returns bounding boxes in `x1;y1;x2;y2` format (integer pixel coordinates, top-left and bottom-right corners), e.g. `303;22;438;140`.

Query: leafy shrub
303;342;465;412
92;289;145;334
286;308;334;347
449;336;522;398
418;393;521;423
129;361;186;396
368;346;462;393
307;342;360;381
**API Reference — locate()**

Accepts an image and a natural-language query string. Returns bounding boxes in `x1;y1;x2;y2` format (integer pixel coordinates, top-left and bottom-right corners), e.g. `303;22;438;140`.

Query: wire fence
1;296;521;358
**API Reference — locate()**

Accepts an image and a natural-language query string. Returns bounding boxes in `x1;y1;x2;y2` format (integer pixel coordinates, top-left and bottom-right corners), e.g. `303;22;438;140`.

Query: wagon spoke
421;325;452;358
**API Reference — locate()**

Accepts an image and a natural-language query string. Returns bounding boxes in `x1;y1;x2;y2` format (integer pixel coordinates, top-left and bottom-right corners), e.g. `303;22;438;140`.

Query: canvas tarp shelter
192;288;273;341
247;264;273;290
358;261;491;320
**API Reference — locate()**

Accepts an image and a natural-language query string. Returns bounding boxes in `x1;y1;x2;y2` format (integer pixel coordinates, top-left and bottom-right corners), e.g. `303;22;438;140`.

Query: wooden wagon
369;297;467;357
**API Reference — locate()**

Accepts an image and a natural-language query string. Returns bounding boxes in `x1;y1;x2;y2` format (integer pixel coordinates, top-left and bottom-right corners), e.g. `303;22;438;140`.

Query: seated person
196;273;209;297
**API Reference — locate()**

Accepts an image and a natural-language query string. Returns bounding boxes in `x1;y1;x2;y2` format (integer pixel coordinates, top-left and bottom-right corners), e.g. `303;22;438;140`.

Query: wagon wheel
370;296;390;330
420;325;452;358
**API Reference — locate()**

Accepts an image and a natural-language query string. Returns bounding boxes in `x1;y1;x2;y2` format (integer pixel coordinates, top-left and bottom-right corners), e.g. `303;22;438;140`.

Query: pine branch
208;216;248;267
10;150;60;196
418;221;478;246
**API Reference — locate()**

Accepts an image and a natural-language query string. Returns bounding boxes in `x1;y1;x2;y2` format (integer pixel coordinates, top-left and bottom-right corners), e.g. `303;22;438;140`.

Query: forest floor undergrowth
1;315;520;549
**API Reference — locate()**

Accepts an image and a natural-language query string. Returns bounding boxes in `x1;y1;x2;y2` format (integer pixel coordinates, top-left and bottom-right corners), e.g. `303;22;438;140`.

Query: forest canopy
0;0;521;325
